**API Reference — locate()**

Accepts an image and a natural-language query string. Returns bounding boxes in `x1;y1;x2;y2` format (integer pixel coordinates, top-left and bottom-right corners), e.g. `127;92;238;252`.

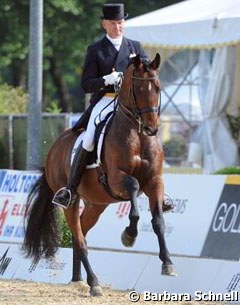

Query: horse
23;53;176;297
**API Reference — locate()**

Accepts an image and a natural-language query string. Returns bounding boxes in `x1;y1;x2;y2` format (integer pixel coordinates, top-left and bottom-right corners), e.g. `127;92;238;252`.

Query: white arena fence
0;169;240;302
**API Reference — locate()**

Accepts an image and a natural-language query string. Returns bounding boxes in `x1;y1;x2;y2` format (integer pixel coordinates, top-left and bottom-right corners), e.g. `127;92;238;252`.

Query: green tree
0;0;106;112
0;0;184;113
164;135;187;165
0;1;29;87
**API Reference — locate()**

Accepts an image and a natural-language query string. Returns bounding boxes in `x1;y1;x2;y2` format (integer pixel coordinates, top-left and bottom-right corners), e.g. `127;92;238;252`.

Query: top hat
101;3;128;20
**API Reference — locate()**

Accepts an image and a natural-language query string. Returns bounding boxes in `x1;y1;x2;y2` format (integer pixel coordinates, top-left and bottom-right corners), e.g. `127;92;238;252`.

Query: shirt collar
106;34;123;51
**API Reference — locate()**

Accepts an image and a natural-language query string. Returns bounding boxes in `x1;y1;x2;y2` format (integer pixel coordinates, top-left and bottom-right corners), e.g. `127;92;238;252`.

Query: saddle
72;111;114;168
89;111;114;166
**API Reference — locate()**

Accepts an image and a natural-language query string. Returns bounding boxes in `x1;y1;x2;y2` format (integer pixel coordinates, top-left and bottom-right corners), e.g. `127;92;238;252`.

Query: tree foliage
0;0;184;113
0;84;28;114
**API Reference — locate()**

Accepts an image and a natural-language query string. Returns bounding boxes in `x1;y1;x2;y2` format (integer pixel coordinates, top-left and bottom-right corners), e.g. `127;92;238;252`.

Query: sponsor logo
212;202;240;233
0;198;9;236
201;179;240;260
0;171;7;189
29;257;66;273
116;202;130;218
0;196;26;239
0;173;39;193
140;221;174;236
0;247;12;275
29;257;41;272
116;197;187;219
116;200;149;218
227;274;240;292
173;198;187;214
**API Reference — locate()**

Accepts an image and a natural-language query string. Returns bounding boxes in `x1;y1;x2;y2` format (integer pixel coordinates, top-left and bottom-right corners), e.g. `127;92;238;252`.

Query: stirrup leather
52;187;72;209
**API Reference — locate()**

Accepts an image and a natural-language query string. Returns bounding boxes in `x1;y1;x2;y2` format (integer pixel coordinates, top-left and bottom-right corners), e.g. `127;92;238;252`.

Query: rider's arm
81;45;106;94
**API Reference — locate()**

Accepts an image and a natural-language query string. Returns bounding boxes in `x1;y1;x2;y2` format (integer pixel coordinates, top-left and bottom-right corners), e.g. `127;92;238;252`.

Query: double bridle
119;70;161;133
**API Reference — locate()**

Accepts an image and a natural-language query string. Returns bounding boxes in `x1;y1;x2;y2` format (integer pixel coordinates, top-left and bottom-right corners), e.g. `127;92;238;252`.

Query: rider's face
102;19;125;39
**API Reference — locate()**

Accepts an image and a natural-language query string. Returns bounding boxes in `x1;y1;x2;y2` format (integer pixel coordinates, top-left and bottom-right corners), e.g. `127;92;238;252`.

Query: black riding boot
52;144;89;209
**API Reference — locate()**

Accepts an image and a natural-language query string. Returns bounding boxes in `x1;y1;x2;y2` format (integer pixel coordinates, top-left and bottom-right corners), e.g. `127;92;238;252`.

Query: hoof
90;285;103;297
161;264;177;276
121;229;136;247
70;280;87;286
163;193;175;213
70;280;89;292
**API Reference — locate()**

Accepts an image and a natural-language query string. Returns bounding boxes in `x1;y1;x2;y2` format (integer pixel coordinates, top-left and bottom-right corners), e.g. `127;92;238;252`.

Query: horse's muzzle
142;125;158;136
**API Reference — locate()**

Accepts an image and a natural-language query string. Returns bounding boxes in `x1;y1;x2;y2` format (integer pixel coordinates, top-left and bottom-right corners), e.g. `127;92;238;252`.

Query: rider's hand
103;71;122;86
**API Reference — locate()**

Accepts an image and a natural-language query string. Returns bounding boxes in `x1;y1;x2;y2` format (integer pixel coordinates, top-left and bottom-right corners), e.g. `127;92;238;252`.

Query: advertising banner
210;261;240;297
87;174;226;257
0;243;23;279
135;255;224;295
0;170;40;243
13;247;72;284
0;243;72;284
201;176;240;260
2;170;237;259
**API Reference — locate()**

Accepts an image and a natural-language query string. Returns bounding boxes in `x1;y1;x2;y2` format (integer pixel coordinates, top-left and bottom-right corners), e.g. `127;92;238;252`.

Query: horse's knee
131;214;140;222
124;176;139;193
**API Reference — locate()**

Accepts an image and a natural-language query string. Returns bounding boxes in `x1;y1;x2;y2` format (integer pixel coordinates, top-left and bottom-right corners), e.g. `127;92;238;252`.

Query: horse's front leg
145;178;177;276
122;176;140;247
110;173;140;247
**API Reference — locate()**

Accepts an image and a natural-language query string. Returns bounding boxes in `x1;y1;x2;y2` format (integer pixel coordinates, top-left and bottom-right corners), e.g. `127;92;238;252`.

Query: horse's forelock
126;57;157;79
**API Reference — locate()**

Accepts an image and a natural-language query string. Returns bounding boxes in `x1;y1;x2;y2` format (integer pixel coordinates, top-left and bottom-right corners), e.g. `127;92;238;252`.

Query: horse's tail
23;168;60;262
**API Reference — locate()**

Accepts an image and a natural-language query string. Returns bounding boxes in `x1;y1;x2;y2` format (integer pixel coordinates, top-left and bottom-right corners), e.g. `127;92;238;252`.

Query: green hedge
58;212;72;248
214;167;240;175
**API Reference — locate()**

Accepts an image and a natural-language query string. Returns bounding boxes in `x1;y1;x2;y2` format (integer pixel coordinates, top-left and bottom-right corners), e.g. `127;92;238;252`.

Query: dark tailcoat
81;36;148;104
73;36;148;131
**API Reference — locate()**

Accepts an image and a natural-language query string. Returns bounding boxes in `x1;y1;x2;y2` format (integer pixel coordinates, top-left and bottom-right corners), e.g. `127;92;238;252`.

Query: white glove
103;71;122;86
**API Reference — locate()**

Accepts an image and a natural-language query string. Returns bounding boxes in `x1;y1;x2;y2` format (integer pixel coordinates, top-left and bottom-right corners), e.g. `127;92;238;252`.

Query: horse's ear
133;54;141;69
150;53;161;70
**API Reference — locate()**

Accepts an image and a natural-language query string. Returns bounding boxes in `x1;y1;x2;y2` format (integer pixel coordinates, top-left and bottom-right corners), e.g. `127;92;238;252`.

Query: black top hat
101;3;128;20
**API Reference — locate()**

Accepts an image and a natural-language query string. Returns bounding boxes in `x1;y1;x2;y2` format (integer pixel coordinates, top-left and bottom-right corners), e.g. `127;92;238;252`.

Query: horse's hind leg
80;202;107;236
121;176;140;247
72;202;107;288
64;202;102;296
72;236;83;282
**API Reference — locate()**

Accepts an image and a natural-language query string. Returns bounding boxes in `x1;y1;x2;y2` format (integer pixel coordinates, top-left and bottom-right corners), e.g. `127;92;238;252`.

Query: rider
52;3;174;213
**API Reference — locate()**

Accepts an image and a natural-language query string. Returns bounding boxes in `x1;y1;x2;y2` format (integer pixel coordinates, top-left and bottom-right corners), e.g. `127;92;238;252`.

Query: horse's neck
114;103;137;132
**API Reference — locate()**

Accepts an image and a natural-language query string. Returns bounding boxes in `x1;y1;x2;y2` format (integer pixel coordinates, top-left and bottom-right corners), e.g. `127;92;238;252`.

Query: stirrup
163;193;175;213
52;187;72;209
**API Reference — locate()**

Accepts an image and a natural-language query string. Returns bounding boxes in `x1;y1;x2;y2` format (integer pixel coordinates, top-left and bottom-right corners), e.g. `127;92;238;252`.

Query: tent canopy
125;0;240;49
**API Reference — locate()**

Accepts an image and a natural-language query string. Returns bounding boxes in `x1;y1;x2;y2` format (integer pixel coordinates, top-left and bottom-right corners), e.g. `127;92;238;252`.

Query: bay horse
23;53;176;296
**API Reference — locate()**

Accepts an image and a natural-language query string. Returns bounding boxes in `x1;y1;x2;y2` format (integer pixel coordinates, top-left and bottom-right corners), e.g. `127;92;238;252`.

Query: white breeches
82;96;117;152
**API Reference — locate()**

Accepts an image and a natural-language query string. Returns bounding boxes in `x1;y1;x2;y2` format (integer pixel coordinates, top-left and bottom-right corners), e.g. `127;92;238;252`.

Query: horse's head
119;53;161;136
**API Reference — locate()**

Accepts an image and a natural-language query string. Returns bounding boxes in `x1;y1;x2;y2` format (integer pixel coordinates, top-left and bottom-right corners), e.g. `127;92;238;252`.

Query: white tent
125;0;240;49
125;0;240;173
